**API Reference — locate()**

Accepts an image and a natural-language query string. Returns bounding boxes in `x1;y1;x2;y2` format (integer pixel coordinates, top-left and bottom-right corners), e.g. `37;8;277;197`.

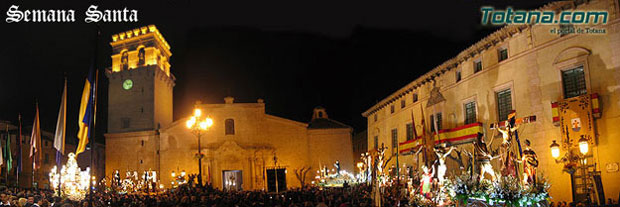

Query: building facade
104;26;354;190
363;0;620;203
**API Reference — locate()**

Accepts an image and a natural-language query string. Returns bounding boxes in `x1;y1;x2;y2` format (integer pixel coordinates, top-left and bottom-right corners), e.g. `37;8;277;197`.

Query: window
413;93;418;103
373;136;378;149
225;119;235;135
138;47;145;66
464;101;477;124
121;118;131;129
430;113;442;132
406;123;414;140
498;48;508;61
562;66;587;98
401;99;406;108
496;88;513;121
456;69;462;82
374;114;377;122
390;105;395;114
121;51;129;71
474;60;482;73
391;129;398;151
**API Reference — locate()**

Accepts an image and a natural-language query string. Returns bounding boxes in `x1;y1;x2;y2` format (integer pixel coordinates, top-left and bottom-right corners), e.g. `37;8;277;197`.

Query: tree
294;166;312;188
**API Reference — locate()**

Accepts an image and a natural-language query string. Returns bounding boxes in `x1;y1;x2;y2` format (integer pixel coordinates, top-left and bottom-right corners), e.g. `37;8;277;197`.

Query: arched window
225;119;235;135
121;50;129;71
138;47;145;66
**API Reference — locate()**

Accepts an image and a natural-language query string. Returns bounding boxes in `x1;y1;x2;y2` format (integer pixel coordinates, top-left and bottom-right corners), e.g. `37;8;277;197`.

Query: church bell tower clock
106;25;175;133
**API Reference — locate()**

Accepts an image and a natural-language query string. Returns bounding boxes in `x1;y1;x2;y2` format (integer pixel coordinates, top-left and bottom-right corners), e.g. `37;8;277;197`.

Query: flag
17;114;22;173
54;79;67;154
5;125;12;173
76;68;96;156
30;103;42;170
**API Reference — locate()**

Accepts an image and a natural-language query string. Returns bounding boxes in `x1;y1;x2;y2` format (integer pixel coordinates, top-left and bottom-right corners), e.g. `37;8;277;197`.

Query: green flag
5;129;12;173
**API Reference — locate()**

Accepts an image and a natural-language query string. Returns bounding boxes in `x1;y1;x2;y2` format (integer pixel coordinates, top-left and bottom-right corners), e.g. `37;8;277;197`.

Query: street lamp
550;137;593;204
550;140;560;159
186;107;213;187
578;135;589;155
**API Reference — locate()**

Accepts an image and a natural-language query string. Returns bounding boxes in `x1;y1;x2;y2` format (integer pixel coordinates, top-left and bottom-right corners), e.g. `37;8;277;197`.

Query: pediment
553;47;591;65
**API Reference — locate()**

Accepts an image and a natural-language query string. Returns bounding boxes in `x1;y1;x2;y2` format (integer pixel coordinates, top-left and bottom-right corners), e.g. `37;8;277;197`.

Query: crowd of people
2;184;617;207
0;184;380;207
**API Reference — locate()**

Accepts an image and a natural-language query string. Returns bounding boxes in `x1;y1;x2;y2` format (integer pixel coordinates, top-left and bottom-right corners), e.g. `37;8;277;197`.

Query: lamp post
186;108;213;187
550;135;591;203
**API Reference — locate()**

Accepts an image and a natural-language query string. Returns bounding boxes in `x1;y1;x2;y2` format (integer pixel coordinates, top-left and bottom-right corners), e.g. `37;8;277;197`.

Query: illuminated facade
104;26;354;190
362;0;620;203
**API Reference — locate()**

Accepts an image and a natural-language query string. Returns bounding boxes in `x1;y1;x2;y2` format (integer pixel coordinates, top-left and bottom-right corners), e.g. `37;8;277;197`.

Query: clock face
123;79;133;90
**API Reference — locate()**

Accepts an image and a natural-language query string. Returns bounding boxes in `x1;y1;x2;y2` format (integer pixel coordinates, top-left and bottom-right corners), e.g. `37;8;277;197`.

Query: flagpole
89;25;100;207
17;114;21;187
33;101;37;189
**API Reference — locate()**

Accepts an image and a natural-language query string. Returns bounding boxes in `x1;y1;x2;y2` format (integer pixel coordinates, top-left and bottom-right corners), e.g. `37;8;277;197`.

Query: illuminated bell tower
106;25;175;133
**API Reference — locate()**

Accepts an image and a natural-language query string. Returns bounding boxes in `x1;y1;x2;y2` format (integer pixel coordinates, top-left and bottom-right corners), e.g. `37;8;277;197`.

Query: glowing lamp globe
186;117;196;128
194;108;202;117
578;136;589;155
206;117;213;127
550;140;560;159
199;121;208;130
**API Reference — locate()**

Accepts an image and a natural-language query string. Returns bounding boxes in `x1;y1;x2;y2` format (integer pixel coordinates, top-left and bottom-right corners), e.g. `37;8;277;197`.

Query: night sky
0;0;553;144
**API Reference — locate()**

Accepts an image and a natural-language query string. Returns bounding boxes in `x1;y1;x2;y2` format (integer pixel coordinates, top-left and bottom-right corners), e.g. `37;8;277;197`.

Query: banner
552;93;600;125
558;94;596;149
399;122;483;154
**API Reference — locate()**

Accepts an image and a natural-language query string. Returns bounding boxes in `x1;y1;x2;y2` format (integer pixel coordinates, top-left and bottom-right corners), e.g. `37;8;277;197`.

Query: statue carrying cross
490;110;536;178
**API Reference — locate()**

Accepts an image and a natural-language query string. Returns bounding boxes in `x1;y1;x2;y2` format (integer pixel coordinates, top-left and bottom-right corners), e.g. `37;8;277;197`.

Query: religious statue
461;149;474;176
362;152;372;182
334;160;341;174
497;117;519;177
433;143;456;184
113;170;121;188
419;165;434;199
376;143;388;185
520;139;538;185
474;132;499;182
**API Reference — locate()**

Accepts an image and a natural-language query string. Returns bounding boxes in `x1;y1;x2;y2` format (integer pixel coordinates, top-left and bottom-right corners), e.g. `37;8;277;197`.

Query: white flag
53;79;67;154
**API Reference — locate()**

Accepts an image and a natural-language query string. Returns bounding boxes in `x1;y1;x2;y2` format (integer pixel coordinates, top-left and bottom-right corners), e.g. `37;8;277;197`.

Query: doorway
222;170;242;191
266;168;286;192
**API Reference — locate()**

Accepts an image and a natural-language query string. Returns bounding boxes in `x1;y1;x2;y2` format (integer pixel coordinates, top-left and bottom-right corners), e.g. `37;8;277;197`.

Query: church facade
104;26;354;190
363;0;620;203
